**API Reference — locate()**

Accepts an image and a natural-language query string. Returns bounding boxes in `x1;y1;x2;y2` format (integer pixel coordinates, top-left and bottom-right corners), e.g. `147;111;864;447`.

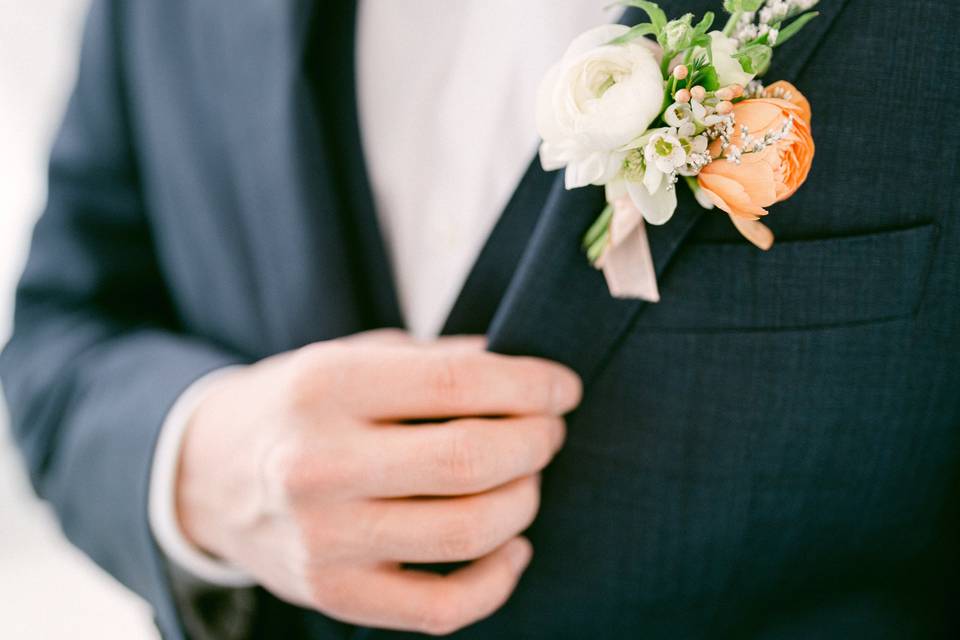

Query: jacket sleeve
0;2;243;637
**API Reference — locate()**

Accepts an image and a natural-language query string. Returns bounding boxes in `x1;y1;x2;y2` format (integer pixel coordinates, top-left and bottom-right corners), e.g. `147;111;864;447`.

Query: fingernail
507;538;533;572
551;371;582;413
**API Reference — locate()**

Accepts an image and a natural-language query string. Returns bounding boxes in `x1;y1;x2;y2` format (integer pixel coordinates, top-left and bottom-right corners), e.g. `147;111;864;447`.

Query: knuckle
440;428;487;487
261;435;302;502
295;512;345;561
280;447;317;499
287;344;348;413
306;571;352;613
283;459;313;499
436;513;485;559
353;503;394;554
271;437;356;502
287;361;326;414
426;354;465;402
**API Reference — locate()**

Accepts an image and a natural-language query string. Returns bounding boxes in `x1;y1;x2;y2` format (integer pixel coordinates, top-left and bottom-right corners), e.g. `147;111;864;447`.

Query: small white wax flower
689;134;709;154
676;120;697;140
664;102;693;127
537;24;665;189
690;100;727;128
738;24;759;42
645;130;687;175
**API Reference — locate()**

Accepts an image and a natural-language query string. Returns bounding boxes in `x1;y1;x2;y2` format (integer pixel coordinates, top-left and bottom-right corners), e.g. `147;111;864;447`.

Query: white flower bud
662;15;694;51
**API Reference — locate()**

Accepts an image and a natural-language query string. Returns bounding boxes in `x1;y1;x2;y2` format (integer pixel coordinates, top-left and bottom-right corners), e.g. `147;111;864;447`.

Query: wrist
149;366;254;586
175;368;243;559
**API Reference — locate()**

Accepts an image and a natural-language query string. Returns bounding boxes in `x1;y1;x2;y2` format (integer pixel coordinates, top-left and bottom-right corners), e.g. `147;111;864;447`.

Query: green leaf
691;34;712;49
735;43;773;76
618;0;668;31
608;22;658;45
723;0;764;12
692;64;720;91
783;0;820;22
693;11;715;36
774;11;819;47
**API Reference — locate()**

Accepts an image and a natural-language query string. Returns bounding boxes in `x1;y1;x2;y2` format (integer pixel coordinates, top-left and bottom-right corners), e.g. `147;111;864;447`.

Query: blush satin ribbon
595;196;660;302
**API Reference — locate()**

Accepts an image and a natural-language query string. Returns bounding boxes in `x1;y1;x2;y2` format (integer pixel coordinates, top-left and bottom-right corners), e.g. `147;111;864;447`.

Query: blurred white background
0;1;158;637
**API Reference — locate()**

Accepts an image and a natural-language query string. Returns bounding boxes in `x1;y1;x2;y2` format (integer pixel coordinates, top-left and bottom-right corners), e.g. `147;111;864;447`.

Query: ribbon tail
600;218;660;302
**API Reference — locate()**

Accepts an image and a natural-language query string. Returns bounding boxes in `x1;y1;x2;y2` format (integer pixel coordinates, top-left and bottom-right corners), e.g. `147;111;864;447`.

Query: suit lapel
203;0;401;352
486;0;850;386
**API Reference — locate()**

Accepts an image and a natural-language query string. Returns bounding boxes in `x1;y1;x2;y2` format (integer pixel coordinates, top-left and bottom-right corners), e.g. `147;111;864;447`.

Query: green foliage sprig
606;0;819;85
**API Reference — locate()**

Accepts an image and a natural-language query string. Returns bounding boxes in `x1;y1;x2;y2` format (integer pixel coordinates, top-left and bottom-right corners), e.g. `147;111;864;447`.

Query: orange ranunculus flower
697;80;814;249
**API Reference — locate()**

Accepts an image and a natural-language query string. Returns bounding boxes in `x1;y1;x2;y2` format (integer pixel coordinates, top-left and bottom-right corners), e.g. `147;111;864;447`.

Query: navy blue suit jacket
2;0;959;637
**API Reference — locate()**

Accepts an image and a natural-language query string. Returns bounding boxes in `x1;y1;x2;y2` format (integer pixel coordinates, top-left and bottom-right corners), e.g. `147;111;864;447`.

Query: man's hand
175;330;581;635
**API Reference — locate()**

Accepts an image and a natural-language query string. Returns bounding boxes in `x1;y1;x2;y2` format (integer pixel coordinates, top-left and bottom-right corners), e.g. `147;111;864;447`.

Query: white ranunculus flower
537;24;665;190
706;31;755;88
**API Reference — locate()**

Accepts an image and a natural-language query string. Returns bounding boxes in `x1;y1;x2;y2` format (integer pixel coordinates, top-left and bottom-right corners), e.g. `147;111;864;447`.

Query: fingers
360;415;565;497
329;348;582;420
359;476;540;564
326;537;533;635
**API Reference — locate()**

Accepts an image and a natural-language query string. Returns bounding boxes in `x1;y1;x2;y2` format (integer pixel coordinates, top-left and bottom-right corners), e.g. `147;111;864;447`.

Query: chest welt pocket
637;222;938;331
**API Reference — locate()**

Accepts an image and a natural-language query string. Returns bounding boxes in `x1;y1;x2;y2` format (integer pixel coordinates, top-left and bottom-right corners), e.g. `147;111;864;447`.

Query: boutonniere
537;0;819;300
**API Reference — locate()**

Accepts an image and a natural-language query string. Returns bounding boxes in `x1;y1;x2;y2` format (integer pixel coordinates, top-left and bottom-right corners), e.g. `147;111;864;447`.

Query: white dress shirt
149;0;611;585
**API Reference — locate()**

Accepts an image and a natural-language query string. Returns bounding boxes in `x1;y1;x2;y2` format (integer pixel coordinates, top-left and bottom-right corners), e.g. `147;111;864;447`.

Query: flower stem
659;51;674;78
583;204;613;249
583;204;614;264
722;11;741;37
586;229;610;264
